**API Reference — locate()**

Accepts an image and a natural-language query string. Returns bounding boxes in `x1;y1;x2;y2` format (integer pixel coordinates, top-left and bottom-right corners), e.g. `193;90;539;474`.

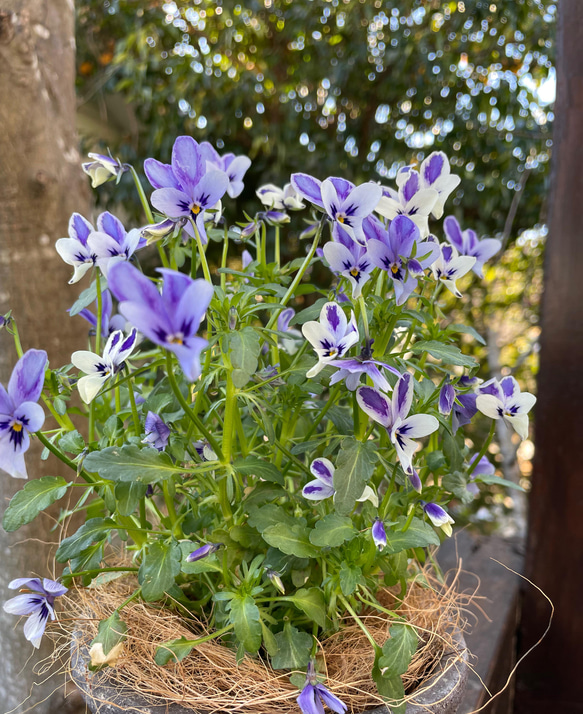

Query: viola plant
0;137;536;714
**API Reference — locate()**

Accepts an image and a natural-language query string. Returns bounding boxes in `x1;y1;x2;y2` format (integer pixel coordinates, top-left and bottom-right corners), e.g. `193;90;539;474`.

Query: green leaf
234;456;284;485
154;636;194;665
227;326;262;387
372;665;406;713
384;517;440;555
426;450;446;472
442;431;464;473
84;445;180;484
411;340;477;368
271;623;312;670
91;610;127;657
138;540;181;602
283;587;327;628
291;298;328;325
447;323;486;345
261;622;279;657
229;594;262;653
474;475;525;491
58;430;85;455
339;563;362;596
248;504;297;532
309;514;356;547
2;476;69;532
56;518;115;562
378;623;418;676
333;437;378;516
69;279;101;317
114;481;148;516
262;524;319;558
179;541;222;574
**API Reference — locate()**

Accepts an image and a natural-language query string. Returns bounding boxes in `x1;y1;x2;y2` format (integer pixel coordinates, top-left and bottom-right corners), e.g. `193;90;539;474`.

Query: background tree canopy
77;0;554;240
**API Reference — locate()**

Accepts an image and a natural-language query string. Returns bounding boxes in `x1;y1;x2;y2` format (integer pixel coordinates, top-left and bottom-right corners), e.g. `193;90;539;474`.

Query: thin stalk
221;371;237;465
126;376;141;436
220;225;229;291
338;594;379;651
274;224;281;268
400;504;417;533
358;295;370;342
304;383;342;440
65;566;139;580
174;624;234;649
190;219;212;283
466;420;497;478
117;587;142;612
35;431;95;483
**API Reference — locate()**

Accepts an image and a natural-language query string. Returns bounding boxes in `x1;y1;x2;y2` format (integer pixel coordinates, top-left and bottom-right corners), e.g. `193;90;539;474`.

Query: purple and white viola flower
302;457;377;505
328;355;396;392
74;289;126;339
87;212;143;279
186;542;222;562
55;213;97;284
443;216;502;278
357;372;439;475
466;454;496;496
193;440;218;462
371;518;387;551
71;328;138;404
297;661;347;714
0;350;47;480
82;152;126;188
142;412;171;451
376;171;438;238
418;152;461;219
301;302;359;378
366;215;439;305
108;262;213;382
322;235;374;299
3;577;68;648
257;183;305;211
141;217;185;244
144;136;229;245
199;141;251;198
423;502;455;537
438;382;456;415
476;376;536;440
432;243;476;298
408;468;423;493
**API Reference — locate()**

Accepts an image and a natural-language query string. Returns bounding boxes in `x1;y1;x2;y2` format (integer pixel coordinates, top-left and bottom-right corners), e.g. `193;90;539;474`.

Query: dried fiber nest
61;569;469;714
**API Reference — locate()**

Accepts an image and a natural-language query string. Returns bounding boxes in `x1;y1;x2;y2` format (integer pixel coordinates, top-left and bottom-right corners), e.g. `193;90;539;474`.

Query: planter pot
71;628;468;714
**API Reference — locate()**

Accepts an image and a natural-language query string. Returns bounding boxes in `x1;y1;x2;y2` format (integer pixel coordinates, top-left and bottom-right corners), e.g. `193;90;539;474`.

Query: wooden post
516;3;583;711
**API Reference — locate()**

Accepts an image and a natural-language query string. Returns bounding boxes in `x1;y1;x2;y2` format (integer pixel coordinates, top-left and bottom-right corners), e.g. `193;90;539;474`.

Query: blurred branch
500;167;531;251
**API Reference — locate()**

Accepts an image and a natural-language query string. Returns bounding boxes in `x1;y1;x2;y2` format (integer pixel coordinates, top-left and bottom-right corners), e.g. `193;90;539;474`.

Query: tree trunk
0;2;88;712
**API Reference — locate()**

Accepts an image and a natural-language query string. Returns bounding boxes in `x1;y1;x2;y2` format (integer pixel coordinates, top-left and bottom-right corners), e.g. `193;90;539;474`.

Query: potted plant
1;137;535;714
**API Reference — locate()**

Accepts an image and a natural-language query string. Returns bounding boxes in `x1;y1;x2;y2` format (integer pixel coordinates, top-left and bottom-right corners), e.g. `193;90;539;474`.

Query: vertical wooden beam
516;3;583;711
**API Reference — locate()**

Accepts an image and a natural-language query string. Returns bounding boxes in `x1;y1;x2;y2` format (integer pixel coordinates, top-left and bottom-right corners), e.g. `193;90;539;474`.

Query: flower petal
171;136;205;193
392;372;413;421
14;402;45;433
310;457;334;487
476;394;504;420
290;173;323;207
302;480;335;500
151;187;191;219
144;158;180;190
357;386;392;428
8;350;47;405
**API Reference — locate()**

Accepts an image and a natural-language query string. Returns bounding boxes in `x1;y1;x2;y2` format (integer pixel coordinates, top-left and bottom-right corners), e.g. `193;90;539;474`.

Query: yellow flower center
391;264;400;274
337;215;345;224
191;204;202;215
350;268;360;278
167;335;184;345
12;422;23;432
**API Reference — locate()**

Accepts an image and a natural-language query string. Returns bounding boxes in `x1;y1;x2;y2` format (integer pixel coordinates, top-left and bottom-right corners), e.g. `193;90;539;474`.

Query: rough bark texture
0;1;88;711
516;3;583;712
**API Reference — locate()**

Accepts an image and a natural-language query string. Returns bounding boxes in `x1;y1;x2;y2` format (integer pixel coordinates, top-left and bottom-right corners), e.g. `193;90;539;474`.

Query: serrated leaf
309;514;356;547
229;594;262;653
114;481;148;516
138;540;181;602
91;610;127;657
2;476;69;532
84;445;180;484
271;623;312;670
248;504;297;532
283;587;326;628
333;437;378;516
411;340;477;368
339;563;362;596
154;636;194;665
59;430;85;455
234;456;283;485
228;327;262;387
372;664;405;713
379;623;418;675
384;517;440;555
56;518;115;562
262;524;319;558
426;450;446;472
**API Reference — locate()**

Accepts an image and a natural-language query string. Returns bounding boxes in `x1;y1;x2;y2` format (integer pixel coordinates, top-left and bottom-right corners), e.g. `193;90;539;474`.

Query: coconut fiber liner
62;569;469;714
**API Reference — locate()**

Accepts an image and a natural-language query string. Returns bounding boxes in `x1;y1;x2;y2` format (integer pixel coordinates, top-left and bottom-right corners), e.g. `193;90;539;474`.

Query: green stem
467;420;497;478
222;371;237;464
127;376;141;437
358;295;370;342
191;219;212;283
175;624;234;649
129;165;154;223
304;383;342;440
400;504;417;533
338;594;379;652
9;319;24;357
117;587;142;611
274;225;281;268
65;566;139;580
261;221;267;268
35;431;95;483
220;225;229;292
162;481;180;536
95;271;103;356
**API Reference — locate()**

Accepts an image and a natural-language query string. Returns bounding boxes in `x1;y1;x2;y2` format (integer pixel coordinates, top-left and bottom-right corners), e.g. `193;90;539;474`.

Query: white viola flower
71;328;138;404
82;152;125;188
357;372;439;475
87;212;142;279
418;152;461;219
476;376;536;440
55;213;97;284
323;236;374;299
302;302;359;378
444;216;502;278
376;171;438;238
256;183;305;211
302;457;377;506
431;243;476;298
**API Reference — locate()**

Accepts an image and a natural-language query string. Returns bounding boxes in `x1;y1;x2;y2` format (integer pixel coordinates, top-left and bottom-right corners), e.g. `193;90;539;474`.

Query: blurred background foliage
75;0;554;533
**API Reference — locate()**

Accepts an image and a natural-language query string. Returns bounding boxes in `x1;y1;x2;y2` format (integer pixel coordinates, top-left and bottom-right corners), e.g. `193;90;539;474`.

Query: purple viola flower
371;518;387;550
186;542;222;562
82;152;126;188
303;457;336;501
444;216;502;278
452;392;478;433
301;302;359;378
432;243;476;298
408;468;422;493
376;171;438;238
145;136;229;245
418;152;461;219
366;215;439;305
297;661;347;714
328;353;398;392
142;412;171;451
87;212;142;279
108;262;213;382
466;454;496;496
322;232;374;299
476;376;536;440
438;383;456;415
257;183;305;211
75;289;126;339
357;372;438;475
0;350;47;480
55;213;97;284
423;502;455;537
71;328;138;404
199;141;251;198
3;577;67;648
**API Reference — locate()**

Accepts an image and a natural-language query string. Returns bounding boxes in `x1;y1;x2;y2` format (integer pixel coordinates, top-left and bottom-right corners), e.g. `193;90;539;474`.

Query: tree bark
0;1;88;712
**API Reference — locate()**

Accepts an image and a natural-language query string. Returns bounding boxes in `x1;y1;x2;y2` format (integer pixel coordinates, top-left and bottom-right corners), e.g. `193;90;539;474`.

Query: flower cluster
1;136;535;714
